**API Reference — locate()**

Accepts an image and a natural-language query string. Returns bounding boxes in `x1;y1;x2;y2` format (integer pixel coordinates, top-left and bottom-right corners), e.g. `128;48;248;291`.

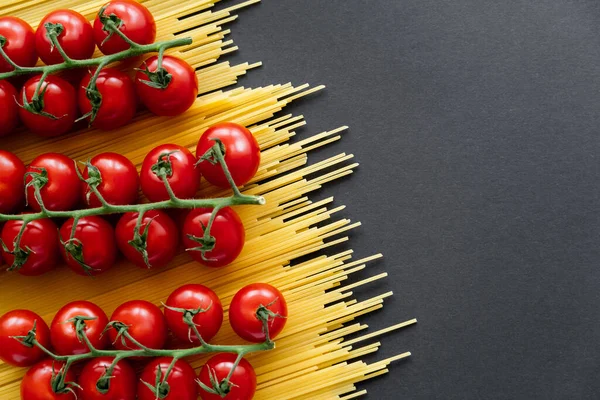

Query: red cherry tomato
115;210;178;269
138;357;198;400
21;360;77;400
182;207;245;268
25;153;82;212
94;0;156;55
78;68;137;130
0;80;19;137
81;152;139;208
59;216;117;276
140;144;201;202
0;309;51;367
196;122;260;188
229;283;288;343
19;75;77;137
1;218;59;276
198;353;257;400
50;301;109;355
107;300;167;351
78;357;136;400
135;55;198;116
164;284;223;344
0;150;25;214
0;17;37;72
35;10;95;65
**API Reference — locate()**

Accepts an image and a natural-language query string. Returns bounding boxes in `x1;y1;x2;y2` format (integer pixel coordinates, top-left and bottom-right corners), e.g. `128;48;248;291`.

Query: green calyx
19;83;61;120
129;217;155;268
63;315;97;342
196;138;227;166
185;228;217;262
50;363;81;395
137;63;172;90
10;320;38;348
98;6;124;46
77;82;103;125
1;238;32;272
151;151;179;179
62;238;98;276
141;365;171;399
163;302;213;343
44;22;64;51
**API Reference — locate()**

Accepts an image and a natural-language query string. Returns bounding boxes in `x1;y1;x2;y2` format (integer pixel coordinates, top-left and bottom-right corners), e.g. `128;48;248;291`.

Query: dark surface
225;1;600;399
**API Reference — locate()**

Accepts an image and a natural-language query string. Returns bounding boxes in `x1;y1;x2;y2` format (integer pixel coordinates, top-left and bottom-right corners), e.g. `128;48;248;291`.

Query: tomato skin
78;68;137;130
164;284;223;344
196;122;260;188
19;75;77;137
59;216;117;276
182;207;245;268
0;17;37;72
78;357;136;400
140;144;201;202
0;310;51;367
138;357;198;400
229;283;288;343
94;0;156;55
26;153;82;212
50;301;109;355
1;218;59;276
35;10;95;65
107;300;167;351
135;55;198;116
0;150;25;214
198;353;257;400
82;152;139;208
115;210;178;269
21;360;77;400
0;80;19;137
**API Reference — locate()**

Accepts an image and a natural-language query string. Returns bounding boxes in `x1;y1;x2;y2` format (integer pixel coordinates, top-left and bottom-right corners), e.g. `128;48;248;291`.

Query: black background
226;1;600;399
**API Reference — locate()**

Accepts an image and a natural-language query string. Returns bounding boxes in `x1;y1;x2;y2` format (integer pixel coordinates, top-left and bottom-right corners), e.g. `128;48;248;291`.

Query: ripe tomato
1;218;59;276
196;122;261;188
21;360;77;400
107;300;167;351
0;150;25;214
0;17;37;72
135;55;198;116
115;210;178;269
25;153;82;212
138;357;198;400
19;75;77;137
140;144;201;202
198;353;257;400
78;68;137;130
94;0;156;55
164;284;223;344
0;309;51;367
229;283;288;343
79;357;136;400
81;152;138;208
50;301;109;355
59;216;117;276
35;10;95;65
0;80;19;137
182;207;245;268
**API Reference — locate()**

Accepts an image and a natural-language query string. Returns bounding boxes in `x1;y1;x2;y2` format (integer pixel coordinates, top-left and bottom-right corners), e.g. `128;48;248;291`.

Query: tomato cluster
0;0;198;138
0;122;261;276
0;283;287;400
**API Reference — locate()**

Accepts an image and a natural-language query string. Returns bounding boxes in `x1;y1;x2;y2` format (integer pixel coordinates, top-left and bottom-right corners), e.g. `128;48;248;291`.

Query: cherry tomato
36;10;95;65
0;309;51;367
59;216;117;276
196;122;260;188
78;357;136;400
135;55;198;116
138;357;197;400
50;301;109;355
1;218;59;276
0;80;19;137
78;68;137;130
21;359;77;400
182;207;245;268
0;150;25;214
0;17;37;72
94;0;156;55
19;75;77;137
164;284;223;344
115;210;178;269
198;353;257;400
107;300;167;351
140;144;201;202
25;153;82;212
81;152;139;208
229;283;288;343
